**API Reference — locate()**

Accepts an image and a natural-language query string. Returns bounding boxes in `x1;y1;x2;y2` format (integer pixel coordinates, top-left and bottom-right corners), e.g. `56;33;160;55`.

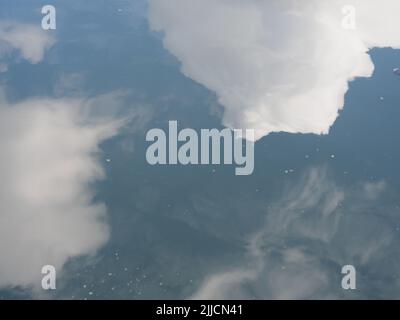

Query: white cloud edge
149;0;400;141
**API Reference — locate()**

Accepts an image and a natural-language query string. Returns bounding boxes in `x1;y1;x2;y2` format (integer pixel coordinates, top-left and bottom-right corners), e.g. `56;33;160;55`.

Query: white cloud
0;21;55;70
149;0;400;140
0;93;124;291
191;168;399;299
0;20;148;289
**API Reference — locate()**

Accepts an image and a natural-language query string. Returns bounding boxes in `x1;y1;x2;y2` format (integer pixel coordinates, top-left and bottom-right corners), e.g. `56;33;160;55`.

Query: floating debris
393;68;400;76
284;169;295;174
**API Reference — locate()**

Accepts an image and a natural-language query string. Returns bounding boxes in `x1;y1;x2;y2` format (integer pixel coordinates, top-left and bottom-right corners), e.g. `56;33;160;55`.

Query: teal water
1;0;400;299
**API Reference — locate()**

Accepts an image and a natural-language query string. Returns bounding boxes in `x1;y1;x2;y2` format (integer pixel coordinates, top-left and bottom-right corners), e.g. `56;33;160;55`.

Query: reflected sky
0;0;400;300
